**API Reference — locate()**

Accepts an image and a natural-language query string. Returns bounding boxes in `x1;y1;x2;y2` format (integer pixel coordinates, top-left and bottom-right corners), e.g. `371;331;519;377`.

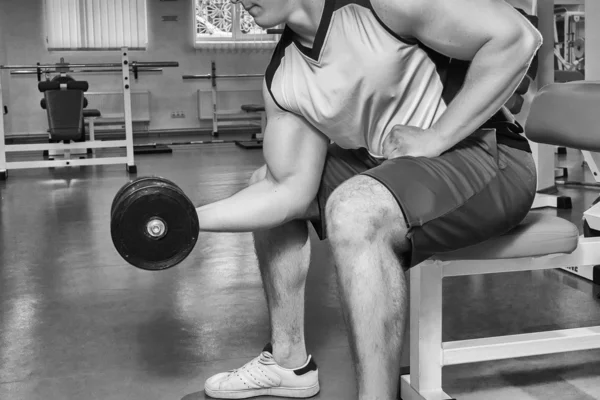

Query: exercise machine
237;104;266;149
37;65;98;160
529;0;600;286
529;0;571;210
183;61;265;146
554;6;586;73
0;48;179;180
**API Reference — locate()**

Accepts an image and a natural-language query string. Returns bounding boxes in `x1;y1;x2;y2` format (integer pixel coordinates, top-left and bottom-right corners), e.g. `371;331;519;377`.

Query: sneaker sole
205;383;320;399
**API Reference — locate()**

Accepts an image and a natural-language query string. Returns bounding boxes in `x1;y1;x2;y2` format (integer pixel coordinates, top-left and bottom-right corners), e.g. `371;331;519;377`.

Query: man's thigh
313;129;537;267
309;144;382;235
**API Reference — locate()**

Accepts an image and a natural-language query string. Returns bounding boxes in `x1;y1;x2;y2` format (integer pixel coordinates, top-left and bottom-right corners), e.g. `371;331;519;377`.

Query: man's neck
286;0;326;47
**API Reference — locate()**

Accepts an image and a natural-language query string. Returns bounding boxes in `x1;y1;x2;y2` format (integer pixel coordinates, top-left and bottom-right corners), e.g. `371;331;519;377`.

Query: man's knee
325;176;408;247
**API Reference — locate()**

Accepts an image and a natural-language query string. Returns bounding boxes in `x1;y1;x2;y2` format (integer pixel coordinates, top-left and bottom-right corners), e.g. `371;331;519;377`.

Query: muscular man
199;0;541;398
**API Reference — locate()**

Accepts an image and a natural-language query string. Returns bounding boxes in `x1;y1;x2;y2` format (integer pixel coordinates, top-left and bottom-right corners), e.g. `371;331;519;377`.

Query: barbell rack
182;61;264;136
0;48;179;180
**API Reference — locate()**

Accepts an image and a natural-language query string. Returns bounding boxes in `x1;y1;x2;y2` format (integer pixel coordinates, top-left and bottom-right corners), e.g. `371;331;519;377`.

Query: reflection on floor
0;142;599;400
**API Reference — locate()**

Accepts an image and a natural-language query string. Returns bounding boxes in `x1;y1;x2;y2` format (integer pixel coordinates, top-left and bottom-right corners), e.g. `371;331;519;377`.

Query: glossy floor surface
1;143;600;400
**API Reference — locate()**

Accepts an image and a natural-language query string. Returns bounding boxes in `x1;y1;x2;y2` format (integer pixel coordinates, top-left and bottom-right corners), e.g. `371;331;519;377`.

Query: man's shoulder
368;0;422;38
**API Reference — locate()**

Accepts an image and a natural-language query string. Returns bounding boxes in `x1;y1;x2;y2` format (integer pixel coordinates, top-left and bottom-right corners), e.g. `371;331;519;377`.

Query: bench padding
39;81;89;92
83;109;101;118
526;82;600;152
436;213;578;261
241;104;265;113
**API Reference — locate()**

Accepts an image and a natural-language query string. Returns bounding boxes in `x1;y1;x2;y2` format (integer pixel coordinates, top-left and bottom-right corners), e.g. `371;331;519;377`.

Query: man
197;0;541;398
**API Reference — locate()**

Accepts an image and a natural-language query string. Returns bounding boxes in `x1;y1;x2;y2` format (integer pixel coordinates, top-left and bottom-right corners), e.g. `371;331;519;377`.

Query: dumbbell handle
146;218;168;239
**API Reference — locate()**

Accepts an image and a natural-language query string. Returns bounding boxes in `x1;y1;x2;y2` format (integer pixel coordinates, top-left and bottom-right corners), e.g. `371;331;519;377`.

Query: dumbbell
110;176;200;271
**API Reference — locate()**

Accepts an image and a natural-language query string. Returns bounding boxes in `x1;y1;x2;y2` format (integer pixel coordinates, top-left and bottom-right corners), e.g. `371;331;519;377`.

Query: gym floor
1;139;600;400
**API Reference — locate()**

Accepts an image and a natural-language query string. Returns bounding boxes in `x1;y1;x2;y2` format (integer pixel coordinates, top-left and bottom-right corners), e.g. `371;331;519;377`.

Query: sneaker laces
227;351;275;377
258;351;276;365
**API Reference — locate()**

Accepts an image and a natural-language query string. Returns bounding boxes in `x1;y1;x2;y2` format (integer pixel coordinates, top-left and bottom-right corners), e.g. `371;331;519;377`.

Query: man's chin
253;20;268;29
250;15;278;30
256;21;279;30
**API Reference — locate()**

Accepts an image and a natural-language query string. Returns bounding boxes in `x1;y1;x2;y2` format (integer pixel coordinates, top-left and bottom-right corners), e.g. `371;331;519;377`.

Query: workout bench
401;81;600;400
236;104;266;149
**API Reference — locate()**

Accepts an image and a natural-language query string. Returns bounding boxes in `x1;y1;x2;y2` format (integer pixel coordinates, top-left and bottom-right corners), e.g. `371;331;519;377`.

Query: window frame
44;0;149;52
193;0;279;48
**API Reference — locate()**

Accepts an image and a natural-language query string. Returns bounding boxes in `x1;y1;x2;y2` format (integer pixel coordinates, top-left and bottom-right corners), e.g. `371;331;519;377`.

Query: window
44;0;148;51
195;0;279;49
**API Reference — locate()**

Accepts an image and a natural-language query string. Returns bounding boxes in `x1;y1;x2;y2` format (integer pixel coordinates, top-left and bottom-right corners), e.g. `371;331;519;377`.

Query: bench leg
89;118;96;156
401;263;454;400
259;111;266;138
531;192;572;209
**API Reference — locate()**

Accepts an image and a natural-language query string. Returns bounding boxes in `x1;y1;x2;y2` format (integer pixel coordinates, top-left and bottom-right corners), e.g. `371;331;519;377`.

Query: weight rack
0;48;179;180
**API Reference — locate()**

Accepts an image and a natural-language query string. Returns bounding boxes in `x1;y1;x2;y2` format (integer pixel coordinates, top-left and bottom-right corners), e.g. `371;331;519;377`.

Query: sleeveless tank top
265;0;531;157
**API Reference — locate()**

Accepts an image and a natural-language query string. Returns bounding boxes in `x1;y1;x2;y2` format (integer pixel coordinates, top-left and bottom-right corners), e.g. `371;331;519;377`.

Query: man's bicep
373;0;540;61
262;83;329;196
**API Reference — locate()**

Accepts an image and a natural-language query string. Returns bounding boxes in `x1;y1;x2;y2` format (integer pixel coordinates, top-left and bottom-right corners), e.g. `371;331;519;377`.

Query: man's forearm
195;179;309;233
431;35;540;149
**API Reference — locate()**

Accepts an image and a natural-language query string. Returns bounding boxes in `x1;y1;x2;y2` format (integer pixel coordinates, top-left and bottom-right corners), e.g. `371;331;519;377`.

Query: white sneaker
204;345;320;399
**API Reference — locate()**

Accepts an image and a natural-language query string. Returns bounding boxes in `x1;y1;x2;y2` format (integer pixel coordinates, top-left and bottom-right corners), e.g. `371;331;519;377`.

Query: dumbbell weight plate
111;178;200;271
574;38;585;59
111;176;182;217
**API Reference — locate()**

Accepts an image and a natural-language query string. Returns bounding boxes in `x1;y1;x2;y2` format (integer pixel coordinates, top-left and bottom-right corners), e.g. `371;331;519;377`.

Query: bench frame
401;236;600;400
0;48;137;178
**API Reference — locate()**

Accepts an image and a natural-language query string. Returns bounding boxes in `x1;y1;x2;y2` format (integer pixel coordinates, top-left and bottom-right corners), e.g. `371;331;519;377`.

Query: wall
585;1;600;80
0;4;9;129
0;8;6;72
0;0;272;136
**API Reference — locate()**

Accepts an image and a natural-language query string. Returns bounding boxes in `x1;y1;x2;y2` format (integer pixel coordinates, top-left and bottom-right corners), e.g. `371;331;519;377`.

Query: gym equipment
583;198;600;285
527;81;600;285
555;69;585;82
111;176;199;271
183;62;264;137
402;81;600;400
8;61;176;81
573;37;586;59
532;70;600;209
111;175;173;216
39;74;95;160
582;197;600;282
236;104;266;149
0;48;179;180
529;0;571;210
554;8;585;72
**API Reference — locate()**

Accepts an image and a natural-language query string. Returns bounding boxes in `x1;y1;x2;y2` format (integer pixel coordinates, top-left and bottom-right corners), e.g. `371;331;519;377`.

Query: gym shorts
310;128;538;268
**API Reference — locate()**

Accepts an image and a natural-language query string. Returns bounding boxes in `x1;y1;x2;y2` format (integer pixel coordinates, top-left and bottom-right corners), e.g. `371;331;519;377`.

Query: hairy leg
326;175;410;399
250;165;320;368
